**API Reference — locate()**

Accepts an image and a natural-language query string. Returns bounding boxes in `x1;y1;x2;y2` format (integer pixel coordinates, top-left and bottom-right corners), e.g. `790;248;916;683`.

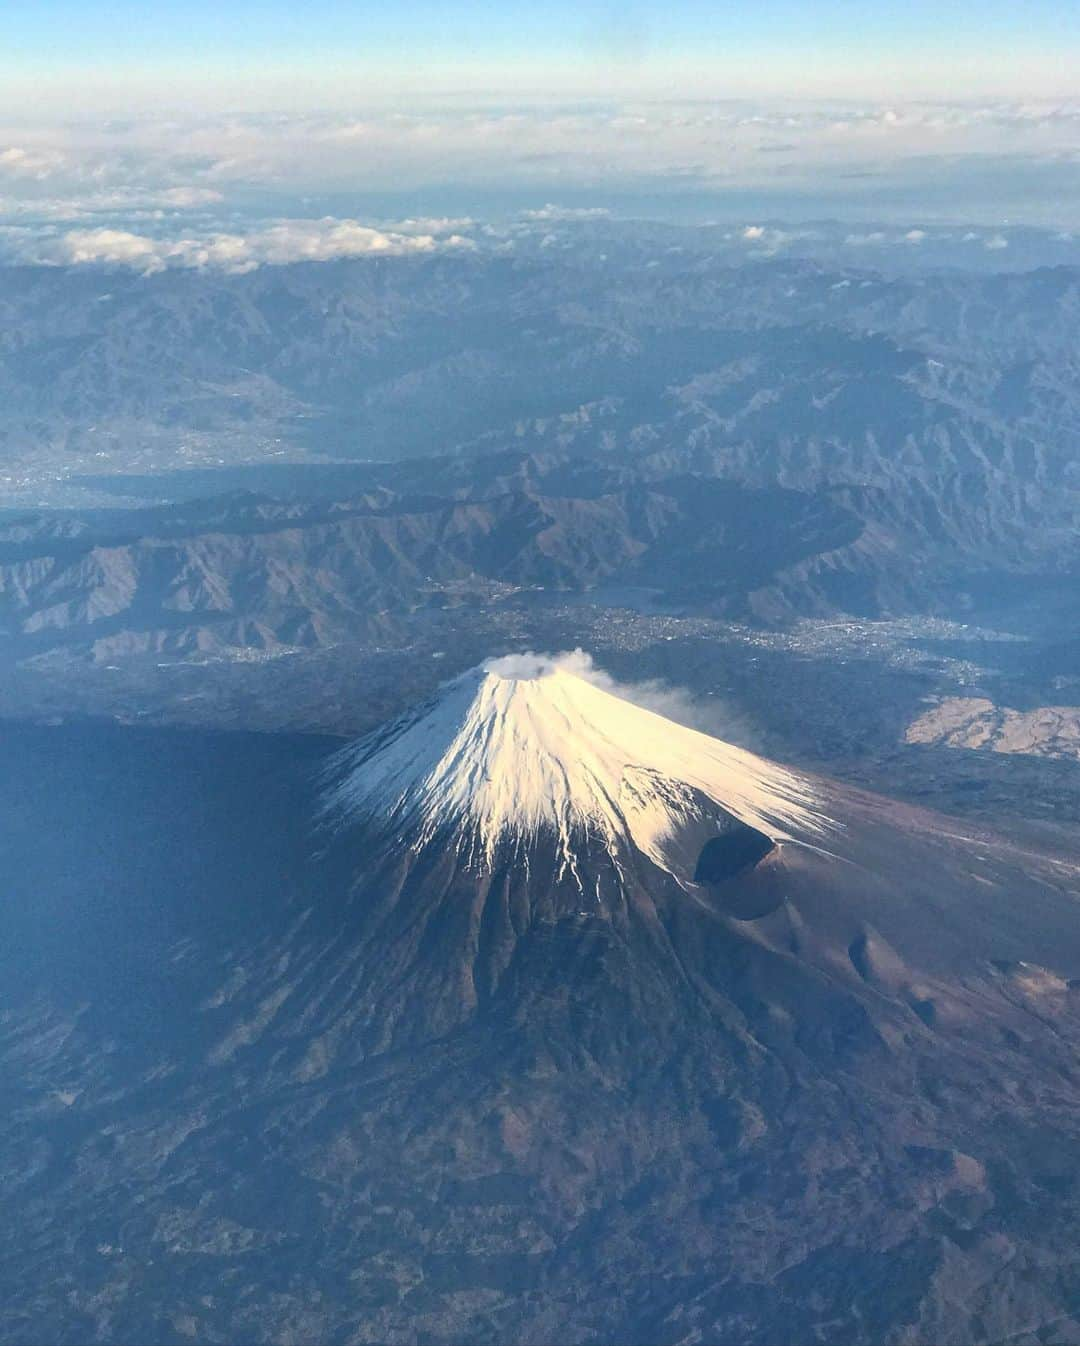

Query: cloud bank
11;217;475;274
0;98;1078;236
0;98;1077;270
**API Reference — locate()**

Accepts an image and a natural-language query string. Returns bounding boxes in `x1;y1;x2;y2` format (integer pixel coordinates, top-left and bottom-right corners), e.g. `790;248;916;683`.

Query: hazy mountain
3;433;1078;667
0;473;861;661
7;661;1080;1343
3;244;1079;668
3;247;1079;499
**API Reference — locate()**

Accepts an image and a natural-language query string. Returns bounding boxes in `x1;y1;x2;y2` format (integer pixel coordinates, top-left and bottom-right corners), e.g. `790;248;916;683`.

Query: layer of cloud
1;213;1075;276
0;146;66;180
1;98;1078;230
383;216;476;235
521;204;612;221
0;98;1077;271
11;217;475;274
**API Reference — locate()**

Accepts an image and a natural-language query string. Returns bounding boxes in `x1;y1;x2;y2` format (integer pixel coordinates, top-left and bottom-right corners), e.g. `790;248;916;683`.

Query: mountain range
2;246;1078;485
2;433;1078;666
3;242;1080;665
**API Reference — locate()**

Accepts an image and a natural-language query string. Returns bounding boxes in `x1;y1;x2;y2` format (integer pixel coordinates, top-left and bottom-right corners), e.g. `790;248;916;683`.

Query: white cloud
0;186;227;222
984;233;1009;250
520;204;611;221
904;229;927;243
16;217;475;274
383;216;475;235
537;649;755;742
739;224;809;253
0;99;1079;237
0;146;65;180
158;187;225;208
56;229;168;270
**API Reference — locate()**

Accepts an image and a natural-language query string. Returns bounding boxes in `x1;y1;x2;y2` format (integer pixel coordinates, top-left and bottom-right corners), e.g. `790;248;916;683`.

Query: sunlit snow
323;652;832;872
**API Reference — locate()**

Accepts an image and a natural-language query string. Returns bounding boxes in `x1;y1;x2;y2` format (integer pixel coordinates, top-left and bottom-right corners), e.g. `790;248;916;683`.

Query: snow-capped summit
323;653;832;876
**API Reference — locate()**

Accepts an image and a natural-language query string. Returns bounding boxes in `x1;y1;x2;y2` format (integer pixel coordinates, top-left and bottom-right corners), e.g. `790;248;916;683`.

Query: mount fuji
8;660;1080;1342
313;653;1080;1053
324;652;831;876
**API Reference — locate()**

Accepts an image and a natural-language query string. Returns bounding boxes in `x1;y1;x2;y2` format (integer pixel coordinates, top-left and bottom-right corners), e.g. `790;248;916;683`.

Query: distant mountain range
3;252;1079;483
2;246;1078;661
1;439;1076;663
0;468;863;659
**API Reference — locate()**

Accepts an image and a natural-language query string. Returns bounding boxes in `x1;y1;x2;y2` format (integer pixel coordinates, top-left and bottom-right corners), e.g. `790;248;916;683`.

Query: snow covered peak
323;654;831;873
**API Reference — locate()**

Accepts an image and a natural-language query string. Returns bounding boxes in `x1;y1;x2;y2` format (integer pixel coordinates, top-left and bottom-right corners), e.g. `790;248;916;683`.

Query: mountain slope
8;671;1080;1342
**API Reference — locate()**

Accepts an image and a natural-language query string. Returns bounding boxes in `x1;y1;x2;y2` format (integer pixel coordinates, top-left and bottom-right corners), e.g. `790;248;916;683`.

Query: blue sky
9;0;1077;52
5;0;1078;106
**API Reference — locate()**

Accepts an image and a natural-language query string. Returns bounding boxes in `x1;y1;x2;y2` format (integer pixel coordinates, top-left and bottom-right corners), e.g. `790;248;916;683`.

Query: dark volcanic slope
7;717;1080;1344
